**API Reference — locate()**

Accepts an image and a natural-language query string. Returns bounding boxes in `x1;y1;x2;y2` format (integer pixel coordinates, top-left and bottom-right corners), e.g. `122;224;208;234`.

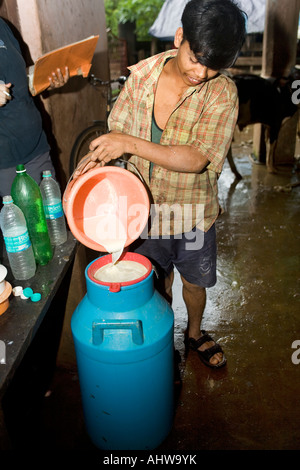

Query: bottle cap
12;286;23;296
42;170;52;178
2;195;13;204
31;293;41;302
22;287;33;298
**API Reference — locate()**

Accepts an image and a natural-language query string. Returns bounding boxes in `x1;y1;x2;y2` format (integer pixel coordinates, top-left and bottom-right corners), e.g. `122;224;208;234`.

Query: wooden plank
235;56;262;66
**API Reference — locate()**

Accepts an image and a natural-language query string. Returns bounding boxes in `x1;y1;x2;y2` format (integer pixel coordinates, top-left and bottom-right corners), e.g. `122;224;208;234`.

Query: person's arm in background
0;81;11;106
46;66;69;90
0;66;69;107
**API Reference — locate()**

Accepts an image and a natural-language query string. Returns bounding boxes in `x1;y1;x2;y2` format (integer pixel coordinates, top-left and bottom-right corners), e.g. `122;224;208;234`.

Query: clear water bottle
40;170;67;246
0;196;36;280
11;164;53;266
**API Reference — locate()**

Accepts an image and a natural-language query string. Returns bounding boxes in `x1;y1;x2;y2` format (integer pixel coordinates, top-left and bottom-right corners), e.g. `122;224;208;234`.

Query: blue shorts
131;224;217;288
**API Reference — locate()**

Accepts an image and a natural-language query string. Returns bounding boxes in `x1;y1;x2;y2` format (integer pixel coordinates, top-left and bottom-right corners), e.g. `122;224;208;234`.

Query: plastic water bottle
40;170;67;246
11;164;53;266
0;196;36;280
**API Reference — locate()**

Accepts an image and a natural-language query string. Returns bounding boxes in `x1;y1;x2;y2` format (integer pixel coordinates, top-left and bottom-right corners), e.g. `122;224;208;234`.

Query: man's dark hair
181;0;247;70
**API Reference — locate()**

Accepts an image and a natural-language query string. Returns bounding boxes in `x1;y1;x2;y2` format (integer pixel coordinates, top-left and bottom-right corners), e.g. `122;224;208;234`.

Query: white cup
0;265;8;295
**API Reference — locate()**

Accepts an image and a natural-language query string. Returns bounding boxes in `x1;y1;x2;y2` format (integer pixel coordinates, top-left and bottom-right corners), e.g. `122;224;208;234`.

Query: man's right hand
0;83;11;106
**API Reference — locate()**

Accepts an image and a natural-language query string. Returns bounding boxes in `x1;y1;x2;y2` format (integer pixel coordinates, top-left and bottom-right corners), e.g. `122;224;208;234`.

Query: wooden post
253;0;300;165
262;0;299;78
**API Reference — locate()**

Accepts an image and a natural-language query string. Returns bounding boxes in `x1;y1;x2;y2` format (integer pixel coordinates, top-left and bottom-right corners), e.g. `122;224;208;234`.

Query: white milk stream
94;233;148;283
84;216;146;283
82;180;148;283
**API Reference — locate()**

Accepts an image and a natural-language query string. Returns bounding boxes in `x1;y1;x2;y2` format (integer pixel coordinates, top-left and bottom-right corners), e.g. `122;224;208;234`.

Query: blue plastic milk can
71;251;174;450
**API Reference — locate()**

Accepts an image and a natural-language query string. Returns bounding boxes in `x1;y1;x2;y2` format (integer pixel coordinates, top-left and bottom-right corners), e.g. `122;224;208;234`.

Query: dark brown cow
227;70;300;178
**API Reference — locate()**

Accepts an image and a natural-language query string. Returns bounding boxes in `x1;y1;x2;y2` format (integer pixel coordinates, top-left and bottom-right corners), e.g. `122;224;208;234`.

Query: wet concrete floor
11;133;300;453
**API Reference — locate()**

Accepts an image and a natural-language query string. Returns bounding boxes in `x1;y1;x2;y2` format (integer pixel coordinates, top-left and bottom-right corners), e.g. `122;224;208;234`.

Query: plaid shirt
108;50;238;235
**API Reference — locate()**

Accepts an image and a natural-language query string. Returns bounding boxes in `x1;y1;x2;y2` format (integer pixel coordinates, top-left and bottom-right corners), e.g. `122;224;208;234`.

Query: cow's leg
265;128;278;173
266;142;277;173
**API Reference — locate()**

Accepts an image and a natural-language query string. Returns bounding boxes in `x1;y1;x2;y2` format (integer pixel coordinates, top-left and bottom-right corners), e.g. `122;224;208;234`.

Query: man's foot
186;330;227;369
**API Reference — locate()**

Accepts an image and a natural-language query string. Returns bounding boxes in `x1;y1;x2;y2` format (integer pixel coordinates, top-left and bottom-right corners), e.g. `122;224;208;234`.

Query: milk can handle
92;319;144;345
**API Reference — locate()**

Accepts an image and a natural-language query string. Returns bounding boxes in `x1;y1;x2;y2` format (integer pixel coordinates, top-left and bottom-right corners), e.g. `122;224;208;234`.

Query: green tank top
150;113;163;179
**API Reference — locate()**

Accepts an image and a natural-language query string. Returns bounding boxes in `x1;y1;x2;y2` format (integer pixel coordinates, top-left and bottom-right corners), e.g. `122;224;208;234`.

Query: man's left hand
48;66;69;90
